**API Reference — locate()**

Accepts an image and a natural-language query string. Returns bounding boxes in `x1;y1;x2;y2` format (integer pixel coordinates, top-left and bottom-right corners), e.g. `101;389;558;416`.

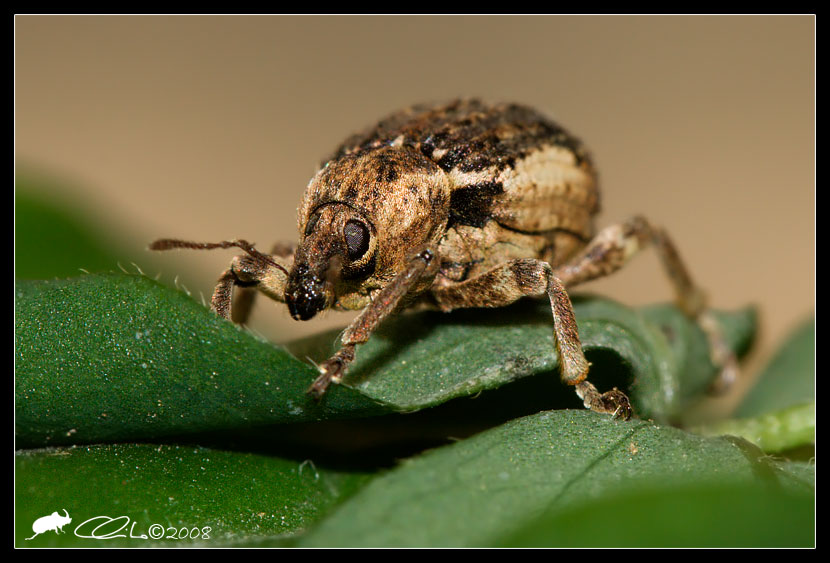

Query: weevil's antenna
149;238;290;276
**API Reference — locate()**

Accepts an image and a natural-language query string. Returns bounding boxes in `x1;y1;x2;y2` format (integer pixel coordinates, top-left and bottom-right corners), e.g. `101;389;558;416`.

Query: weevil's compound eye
304;212;320;237
344;219;370;261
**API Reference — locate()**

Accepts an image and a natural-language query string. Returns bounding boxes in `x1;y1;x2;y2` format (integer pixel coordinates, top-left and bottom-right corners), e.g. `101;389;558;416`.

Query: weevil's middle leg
307;247;440;399
554;216;738;393
431;259;632;419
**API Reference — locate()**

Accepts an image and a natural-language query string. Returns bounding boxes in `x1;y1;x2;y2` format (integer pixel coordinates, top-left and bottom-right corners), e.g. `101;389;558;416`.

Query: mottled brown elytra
151;99;737;420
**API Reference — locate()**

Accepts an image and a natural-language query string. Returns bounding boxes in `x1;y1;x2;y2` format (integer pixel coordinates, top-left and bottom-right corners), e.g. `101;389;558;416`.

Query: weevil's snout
285;264;329;321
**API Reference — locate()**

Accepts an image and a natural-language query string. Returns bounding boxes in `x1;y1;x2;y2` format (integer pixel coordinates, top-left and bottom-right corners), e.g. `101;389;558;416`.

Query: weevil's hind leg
308;247;440;399
431;259;632;419
554;216;739;393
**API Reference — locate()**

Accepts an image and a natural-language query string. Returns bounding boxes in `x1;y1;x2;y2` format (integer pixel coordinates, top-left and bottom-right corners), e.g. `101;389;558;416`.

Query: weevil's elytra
151;99;738;420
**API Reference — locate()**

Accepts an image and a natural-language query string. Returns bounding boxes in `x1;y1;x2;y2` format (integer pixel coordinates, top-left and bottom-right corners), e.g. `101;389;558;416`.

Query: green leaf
15;273;388;449
735;316;815;417
16;273;755;447
15;443;372;547
292;410;814;547
690;401;815;454
498;480;814;547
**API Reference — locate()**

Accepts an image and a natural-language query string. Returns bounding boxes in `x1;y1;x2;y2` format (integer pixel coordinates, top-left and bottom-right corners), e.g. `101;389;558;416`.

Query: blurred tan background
15;16;814;410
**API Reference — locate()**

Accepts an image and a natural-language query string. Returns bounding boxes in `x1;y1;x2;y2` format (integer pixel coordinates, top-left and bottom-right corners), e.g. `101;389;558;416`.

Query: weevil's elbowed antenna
149;238;290;276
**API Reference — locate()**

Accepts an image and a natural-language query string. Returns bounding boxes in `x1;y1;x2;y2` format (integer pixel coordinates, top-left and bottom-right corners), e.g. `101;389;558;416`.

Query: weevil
151;99;737;419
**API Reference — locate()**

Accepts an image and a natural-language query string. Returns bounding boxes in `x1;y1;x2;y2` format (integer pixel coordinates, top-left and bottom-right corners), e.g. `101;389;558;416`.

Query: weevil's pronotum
151;99;738;420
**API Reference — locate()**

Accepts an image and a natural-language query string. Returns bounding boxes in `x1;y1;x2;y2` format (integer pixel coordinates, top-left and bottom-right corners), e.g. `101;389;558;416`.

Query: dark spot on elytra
431;131;449;144
437;146;469;172
448;181;504;228
419;131;447;160
419;139;435;159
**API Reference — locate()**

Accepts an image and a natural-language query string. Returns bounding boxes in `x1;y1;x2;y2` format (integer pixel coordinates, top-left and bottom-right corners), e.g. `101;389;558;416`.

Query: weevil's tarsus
575;381;632;420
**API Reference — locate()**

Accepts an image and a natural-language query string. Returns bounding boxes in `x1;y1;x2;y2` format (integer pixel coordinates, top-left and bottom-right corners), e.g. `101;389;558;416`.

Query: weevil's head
285;203;373;320
286;146;450;320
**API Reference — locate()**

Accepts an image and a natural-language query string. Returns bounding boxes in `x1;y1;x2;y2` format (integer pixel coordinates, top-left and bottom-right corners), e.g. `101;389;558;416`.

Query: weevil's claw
604;388;633;420
306;373;332;400
306;364;338;400
575;381;633;421
306;350;352;400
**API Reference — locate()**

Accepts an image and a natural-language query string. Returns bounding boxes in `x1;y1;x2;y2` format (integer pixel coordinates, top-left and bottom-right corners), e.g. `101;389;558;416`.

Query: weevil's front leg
211;242;295;324
150;238;294;325
554;216;738;393
307;247;440;399
431;259;632;419
218;242;296;325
